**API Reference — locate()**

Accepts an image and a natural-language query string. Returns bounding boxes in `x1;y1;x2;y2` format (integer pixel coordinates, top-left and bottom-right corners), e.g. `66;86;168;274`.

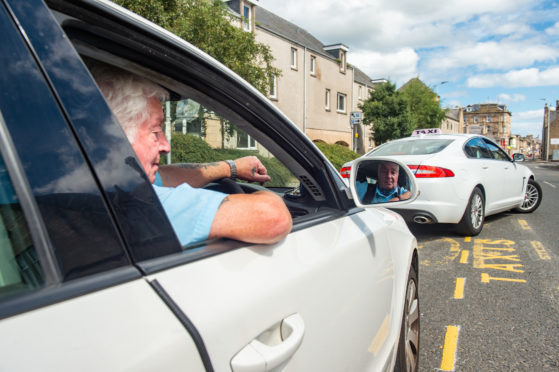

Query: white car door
483;139;523;210
148;208;397;372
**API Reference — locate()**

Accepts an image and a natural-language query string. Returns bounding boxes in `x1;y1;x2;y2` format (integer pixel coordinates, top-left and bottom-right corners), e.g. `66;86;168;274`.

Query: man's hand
234;156;271;184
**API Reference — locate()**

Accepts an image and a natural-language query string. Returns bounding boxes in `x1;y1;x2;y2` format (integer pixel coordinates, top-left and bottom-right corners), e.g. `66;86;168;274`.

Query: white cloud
498;93;526;102
546;21;559;35
348;48;419;84
467;66;559;88
514;109;544;121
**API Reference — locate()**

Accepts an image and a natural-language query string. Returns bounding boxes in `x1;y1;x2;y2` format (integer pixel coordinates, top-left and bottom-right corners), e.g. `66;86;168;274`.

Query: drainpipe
351;66;356;152
303;47;307;134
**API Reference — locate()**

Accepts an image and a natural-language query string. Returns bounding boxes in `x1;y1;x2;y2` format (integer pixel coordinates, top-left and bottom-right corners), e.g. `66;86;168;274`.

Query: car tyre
457;187;484;236
394;265;419;372
514;179;542;213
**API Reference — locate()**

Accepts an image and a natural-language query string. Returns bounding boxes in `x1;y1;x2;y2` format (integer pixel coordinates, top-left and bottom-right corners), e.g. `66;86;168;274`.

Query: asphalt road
411;161;559;371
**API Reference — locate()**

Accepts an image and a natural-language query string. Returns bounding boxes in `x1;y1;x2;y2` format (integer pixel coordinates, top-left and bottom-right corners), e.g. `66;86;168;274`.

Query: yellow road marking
459;250;469;264
531;241;550;260
454;278;465;299
464;237;471;242
481;273;526;283
518;219;530;230
440;325;459;371
473;239;524;273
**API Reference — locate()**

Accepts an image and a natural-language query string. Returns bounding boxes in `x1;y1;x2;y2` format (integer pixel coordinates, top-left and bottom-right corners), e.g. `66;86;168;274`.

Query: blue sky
258;0;559;137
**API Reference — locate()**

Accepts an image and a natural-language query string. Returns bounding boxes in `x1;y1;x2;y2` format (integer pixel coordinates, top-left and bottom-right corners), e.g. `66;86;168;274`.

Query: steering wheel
215;178;245;194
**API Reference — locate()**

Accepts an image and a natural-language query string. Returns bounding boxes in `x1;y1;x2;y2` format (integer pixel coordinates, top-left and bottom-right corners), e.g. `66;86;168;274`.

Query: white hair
90;64;169;143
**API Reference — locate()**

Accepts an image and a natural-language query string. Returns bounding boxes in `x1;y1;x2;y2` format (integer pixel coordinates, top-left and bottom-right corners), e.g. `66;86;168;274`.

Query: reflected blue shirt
153;172;227;246
372;186;407;203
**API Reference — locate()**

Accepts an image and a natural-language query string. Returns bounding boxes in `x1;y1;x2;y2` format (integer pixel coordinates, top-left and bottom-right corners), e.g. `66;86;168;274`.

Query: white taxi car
0;1;420;371
342;130;542;235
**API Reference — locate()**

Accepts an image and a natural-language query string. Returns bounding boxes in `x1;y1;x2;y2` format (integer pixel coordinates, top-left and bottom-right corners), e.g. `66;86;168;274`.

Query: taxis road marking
518;219;530;230
440;325;459;371
531;241;550;260
454;278;465;299
481;273;526;283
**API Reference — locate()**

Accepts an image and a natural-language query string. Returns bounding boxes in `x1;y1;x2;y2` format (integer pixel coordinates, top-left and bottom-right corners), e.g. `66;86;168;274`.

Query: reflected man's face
378;162;399;190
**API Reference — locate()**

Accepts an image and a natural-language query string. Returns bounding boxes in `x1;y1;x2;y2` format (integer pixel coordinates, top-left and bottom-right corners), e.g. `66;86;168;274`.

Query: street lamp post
540;98;551;161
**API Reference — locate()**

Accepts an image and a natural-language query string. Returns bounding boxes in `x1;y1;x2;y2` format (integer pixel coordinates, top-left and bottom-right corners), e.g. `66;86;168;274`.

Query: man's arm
209;191;293;244
158;156;271;188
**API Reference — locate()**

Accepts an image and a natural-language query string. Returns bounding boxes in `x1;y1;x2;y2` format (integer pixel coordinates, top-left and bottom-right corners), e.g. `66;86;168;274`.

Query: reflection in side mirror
349;158;418;207
513;153;525;162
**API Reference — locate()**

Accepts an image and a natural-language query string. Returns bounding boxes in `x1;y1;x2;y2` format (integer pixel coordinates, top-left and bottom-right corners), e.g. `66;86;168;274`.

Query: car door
482;138;523;210
17;1;404;370
0;3;206;370
463;137;502;208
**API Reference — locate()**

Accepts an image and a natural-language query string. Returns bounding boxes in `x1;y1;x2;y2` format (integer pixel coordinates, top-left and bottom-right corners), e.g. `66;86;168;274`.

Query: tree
359;82;412;145
399;78;446;129
114;0;280;94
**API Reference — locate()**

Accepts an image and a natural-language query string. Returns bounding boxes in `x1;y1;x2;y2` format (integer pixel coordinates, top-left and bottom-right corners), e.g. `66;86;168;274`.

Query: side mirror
512;153;525;162
348;157;418;207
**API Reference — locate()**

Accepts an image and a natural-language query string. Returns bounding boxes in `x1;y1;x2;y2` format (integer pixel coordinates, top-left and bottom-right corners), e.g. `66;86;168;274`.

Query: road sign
350;111;362;125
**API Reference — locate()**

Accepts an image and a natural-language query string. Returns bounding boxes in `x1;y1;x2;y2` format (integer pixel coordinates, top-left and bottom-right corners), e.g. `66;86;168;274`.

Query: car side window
464;138;491;159
0;155;43;301
483;140;510;161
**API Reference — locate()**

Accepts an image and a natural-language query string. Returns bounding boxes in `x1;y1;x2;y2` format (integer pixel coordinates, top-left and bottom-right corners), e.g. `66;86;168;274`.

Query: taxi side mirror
348;157;418;207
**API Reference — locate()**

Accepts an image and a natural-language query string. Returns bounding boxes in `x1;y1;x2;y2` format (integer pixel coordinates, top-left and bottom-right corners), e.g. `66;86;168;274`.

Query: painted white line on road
544;181;556;189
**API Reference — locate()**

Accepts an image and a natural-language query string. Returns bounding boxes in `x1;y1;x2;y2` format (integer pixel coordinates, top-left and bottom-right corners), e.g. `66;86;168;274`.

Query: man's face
378;162;399;190
131;96;170;183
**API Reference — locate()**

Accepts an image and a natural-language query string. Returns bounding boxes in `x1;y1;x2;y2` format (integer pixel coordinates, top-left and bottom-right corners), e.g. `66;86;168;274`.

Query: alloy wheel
404;279;419;371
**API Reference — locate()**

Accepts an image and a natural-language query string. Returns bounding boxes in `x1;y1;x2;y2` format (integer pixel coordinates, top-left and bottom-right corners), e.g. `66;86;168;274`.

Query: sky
258;0;559;137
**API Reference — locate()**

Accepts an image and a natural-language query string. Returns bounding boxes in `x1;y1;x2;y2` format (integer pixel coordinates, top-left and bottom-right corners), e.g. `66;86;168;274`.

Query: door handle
482;166;489;169
231;313;305;372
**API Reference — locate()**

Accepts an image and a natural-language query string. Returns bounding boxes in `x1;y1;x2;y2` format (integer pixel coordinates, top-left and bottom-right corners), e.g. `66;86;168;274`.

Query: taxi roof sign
412;128;441;136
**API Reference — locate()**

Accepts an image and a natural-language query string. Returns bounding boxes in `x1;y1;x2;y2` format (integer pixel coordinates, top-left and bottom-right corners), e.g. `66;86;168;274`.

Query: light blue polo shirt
153;172;227;246
372;186;408;203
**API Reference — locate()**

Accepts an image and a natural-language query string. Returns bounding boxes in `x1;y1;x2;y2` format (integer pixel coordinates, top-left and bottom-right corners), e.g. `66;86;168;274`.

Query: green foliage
359;82;413;145
314;142;360;170
399;78;446;129
164;134;295;187
114;0;280;94
168;133;215;163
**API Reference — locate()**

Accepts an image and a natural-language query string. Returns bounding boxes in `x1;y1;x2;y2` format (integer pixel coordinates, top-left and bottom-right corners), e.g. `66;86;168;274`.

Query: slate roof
445;108;461;121
255;7;339;61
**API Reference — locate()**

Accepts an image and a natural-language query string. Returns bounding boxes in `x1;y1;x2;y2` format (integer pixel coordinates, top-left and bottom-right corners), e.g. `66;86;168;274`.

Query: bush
168;133;215;163
314;142;360;170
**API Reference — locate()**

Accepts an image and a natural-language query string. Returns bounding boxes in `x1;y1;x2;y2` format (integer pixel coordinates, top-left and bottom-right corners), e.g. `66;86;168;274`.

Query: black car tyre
457;187;484;236
394;265;419;372
514;179;542;213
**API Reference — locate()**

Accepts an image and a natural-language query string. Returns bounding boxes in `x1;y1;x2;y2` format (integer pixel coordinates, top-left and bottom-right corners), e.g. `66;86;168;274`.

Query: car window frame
463;137;493;159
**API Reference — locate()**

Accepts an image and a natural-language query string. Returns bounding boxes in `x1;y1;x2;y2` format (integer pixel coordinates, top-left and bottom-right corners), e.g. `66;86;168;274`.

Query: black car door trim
149;279;215;372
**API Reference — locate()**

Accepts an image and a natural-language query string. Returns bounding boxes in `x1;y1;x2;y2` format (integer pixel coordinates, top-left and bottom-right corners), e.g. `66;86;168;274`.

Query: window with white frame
310;56;316;75
486;115;491;122
358;85;362;99
325;89;330;110
340;51;346;73
337;92;346;113
269;74;277;99
474;115;478;123
237;129;257;149
242;5;251;32
290;48;297;69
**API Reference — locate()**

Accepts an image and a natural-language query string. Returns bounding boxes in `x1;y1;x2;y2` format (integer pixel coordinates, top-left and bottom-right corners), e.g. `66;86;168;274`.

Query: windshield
368;138;454;156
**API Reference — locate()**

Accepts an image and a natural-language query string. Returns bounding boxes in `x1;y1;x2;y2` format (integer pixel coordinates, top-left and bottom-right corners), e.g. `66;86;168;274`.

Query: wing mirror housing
348;157;418;208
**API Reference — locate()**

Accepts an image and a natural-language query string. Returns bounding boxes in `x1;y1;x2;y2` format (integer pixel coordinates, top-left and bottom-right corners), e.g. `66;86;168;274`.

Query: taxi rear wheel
457;187;484;236
394;266;419;372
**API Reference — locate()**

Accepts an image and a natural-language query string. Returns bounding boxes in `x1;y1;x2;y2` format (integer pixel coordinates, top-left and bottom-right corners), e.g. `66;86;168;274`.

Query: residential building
463;103;512;152
440;107;463;134
542;101;559;160
225;1;376;154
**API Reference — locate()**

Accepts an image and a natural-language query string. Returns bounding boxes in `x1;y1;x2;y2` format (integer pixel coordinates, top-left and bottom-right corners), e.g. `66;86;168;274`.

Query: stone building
440;107;463;134
542;101;559;160
463;103;512;152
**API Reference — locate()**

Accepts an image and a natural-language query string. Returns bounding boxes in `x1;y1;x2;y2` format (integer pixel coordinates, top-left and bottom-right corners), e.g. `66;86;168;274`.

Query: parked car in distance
341;132;542;236
0;1;420;371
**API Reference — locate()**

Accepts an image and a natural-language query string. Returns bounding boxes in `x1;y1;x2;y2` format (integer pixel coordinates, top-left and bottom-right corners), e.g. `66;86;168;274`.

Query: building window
337;93;346;113
474;115;478;123
237;129;257;149
269;74;277;99
325;89;330;110
486;115;491;122
242;4;251;32
310;56;316;75
340;51;346;73
358;85;362;99
290;48;297;69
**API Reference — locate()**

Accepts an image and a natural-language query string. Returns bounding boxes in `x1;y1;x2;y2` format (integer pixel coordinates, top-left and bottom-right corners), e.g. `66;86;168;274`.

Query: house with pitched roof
225;0;377;154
